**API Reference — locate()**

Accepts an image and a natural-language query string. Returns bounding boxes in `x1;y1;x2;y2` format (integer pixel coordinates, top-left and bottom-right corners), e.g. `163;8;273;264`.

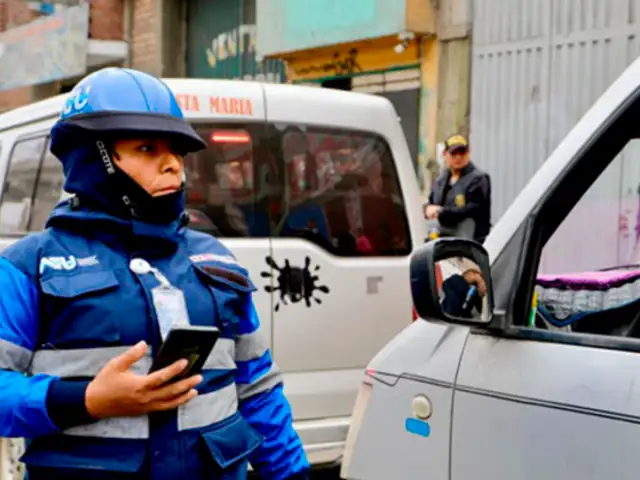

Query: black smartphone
148;326;220;380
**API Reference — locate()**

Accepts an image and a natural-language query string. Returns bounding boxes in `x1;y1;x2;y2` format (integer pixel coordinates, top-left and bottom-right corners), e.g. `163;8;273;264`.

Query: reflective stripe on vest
0;338;32;372
30;340;238;377
237;363;282;401
65;413;150;439
203;338;235;370
177;382;238;431
62;382;240;439
235;331;268;362
30;346;153;377
29;342;241;438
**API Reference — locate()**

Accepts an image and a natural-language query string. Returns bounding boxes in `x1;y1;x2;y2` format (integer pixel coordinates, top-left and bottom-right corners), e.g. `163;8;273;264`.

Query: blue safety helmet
51;67;206;154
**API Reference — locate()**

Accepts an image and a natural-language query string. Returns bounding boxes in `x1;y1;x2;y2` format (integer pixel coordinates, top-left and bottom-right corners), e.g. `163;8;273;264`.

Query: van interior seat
535;268;640;337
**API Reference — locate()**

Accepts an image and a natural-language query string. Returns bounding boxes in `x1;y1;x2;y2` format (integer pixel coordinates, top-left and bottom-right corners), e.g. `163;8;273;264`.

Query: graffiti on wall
292;48;363;78
206;23;255;67
287;39;420;82
205;23;283;83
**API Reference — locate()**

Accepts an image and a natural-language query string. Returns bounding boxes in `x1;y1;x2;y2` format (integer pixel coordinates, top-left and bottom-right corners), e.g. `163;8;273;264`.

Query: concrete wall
417;0;472;197
435;0;472;142
0;1;40;111
418;38;439;199
257;0;407;57
161;0;188;77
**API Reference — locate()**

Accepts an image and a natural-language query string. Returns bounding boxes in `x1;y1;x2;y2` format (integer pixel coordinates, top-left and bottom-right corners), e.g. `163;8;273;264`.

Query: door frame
479;83;640;354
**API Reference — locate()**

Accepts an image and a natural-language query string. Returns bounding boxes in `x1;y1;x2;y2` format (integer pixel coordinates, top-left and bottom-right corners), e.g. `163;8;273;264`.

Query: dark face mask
110;163;187;224
89;138;187;225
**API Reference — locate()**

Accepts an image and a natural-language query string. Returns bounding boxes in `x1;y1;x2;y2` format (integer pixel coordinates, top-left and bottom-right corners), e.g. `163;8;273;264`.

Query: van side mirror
410;238;494;325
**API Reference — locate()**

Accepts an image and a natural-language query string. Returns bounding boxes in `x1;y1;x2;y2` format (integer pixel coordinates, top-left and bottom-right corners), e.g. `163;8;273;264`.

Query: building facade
0;0;129;111
185;0;285;83
0;0;471;198
0;0;286;113
255;0;455;196
470;0;640;222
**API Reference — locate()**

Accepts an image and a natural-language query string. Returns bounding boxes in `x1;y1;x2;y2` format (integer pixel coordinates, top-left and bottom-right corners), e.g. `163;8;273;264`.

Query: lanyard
129;258;190;340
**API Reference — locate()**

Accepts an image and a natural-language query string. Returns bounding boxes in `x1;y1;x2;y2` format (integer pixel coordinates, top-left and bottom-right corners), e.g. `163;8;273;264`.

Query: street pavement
310;466;341;479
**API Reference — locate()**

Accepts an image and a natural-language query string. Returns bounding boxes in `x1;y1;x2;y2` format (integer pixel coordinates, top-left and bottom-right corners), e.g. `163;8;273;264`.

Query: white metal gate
470;0;640;221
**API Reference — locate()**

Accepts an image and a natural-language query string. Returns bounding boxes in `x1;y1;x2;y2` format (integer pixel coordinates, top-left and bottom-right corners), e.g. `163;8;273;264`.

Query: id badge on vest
152;285;190;340
129;259;191;340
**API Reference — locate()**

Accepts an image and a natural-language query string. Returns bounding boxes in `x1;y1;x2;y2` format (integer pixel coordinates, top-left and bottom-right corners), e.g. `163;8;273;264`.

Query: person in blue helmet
0;67;309;479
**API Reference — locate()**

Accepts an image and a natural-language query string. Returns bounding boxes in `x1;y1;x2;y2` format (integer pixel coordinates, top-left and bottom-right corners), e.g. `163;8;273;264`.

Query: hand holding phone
86;340;202;419
86;327;220;419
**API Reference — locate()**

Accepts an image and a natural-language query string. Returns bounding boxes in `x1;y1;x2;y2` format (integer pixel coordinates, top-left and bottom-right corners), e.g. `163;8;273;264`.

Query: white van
0;79;425;474
341;56;640;479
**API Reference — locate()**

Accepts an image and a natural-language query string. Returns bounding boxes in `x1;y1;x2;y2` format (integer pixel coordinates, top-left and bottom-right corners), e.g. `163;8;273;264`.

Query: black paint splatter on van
261;256;330;311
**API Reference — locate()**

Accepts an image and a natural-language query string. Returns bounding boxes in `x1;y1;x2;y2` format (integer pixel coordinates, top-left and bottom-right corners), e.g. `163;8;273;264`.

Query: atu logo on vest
39;255;99;274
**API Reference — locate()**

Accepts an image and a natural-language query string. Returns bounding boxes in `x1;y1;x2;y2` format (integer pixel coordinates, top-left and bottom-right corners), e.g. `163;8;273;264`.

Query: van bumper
249;416;350;471
297;416;350;467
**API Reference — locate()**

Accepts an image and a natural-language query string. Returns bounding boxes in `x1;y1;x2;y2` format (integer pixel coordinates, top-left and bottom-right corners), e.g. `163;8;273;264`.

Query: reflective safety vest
0;204;306;479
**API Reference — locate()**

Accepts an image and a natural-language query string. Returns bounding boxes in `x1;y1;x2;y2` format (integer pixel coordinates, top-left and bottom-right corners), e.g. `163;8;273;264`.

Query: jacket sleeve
235;300;310;480
438;174;490;225
0;257;60;438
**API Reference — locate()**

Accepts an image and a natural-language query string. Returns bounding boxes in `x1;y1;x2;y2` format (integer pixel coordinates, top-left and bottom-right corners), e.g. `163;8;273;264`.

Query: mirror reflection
436;256;490;321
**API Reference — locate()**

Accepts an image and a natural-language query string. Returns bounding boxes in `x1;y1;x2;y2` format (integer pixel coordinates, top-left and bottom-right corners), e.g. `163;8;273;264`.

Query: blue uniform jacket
0;201;309;479
440;274;482;319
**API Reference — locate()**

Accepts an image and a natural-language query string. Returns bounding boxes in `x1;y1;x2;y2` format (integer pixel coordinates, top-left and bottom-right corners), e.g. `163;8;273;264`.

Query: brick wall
130;0;161;75
90;0;125;41
0;2;6;31
3;0;37;28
